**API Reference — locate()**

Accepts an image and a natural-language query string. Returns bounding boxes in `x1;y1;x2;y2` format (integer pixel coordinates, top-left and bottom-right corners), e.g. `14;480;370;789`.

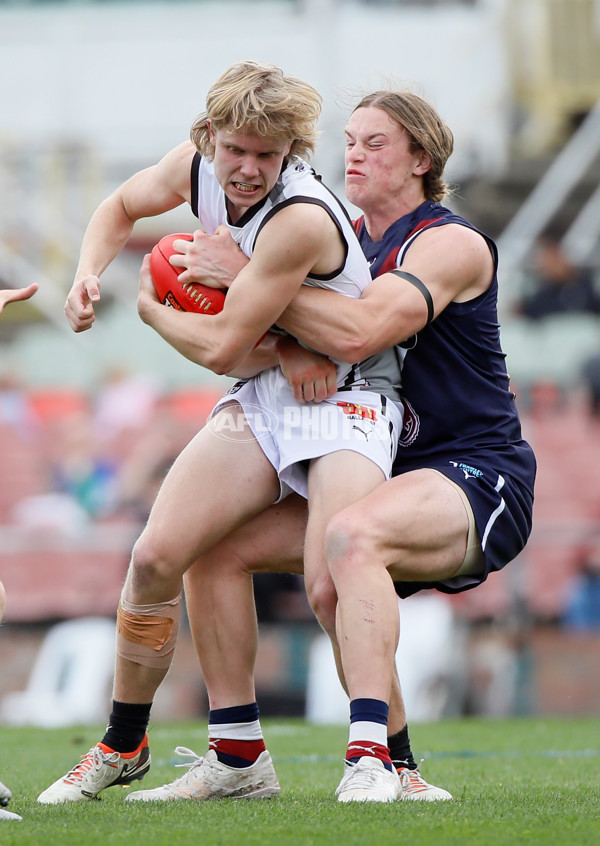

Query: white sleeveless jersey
191;153;402;398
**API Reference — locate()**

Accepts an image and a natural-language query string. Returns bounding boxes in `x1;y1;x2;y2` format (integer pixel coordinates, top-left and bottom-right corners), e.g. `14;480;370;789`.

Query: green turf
1;717;598;845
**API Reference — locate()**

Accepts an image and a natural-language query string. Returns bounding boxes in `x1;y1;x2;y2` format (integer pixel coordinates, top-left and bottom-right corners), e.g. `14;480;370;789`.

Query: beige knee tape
116;594;181;670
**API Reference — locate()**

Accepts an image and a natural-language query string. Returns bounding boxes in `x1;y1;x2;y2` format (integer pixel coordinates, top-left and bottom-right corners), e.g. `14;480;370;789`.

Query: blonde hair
354;91;454;202
191;60;322;161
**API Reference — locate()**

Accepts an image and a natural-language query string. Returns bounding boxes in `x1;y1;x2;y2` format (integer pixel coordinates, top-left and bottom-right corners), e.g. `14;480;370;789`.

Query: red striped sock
346;741;393;770
209;737;266;768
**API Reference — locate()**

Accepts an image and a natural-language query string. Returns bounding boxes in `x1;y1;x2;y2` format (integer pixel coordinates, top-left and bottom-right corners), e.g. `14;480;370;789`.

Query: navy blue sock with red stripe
208;703;266;769
346;697;394;773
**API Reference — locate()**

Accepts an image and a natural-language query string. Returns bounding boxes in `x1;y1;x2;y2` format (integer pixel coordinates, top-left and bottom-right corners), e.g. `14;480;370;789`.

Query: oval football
150;233;227;314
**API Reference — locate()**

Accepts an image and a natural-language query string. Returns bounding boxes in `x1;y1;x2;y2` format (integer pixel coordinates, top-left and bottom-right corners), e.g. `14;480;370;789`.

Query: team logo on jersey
226;380;247;396
397;398;420;447
449;460;483;480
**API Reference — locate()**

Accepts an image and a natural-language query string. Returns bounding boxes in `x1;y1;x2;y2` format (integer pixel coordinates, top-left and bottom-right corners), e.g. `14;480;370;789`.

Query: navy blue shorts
392;442;536;598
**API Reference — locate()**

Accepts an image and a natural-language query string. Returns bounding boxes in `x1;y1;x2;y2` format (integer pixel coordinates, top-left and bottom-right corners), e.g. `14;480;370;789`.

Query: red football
150;233;227;315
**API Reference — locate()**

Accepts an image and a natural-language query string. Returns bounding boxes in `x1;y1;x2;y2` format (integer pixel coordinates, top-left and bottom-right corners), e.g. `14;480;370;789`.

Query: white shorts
210;373;403;501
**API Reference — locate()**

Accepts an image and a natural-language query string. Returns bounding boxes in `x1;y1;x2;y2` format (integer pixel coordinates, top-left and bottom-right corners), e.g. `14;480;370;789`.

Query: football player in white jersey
37;61;404;806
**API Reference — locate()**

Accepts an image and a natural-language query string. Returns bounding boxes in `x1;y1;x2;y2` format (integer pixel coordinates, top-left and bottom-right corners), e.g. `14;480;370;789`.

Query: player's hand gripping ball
150;233;227;314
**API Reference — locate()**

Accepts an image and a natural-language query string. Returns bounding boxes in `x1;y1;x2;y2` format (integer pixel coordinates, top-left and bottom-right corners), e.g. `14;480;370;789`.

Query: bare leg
304;450;389;695
326;469;471;710
36;409;286;805
388;672;407;734
112;407;281;704
184;495;307;709
183;479;411;727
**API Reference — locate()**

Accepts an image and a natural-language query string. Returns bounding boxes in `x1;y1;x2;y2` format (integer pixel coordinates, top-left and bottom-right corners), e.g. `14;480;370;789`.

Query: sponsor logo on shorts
352;425;372;441
210;400;393;445
449;460;483;480
336;402;378;421
282;404;387;442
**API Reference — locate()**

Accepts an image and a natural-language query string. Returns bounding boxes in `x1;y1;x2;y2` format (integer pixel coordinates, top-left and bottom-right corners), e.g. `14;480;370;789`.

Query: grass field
0;717;598;845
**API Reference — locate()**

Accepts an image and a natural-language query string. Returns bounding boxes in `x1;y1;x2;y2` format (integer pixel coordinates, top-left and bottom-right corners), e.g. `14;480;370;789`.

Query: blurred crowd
1;356;600;632
514;234;600;323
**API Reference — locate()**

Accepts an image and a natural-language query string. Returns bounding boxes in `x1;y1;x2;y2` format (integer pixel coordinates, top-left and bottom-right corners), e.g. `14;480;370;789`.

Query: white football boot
125;747;280;802
397;766;453;800
37;736;150;804
0;808;22;821
0;781;20;820
335;757;401;803
0;781;12;807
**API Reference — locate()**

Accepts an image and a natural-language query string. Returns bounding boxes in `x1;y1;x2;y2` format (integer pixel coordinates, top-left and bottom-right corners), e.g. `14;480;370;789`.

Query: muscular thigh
223;493;308;575
352;468;471;582
185;493;308;585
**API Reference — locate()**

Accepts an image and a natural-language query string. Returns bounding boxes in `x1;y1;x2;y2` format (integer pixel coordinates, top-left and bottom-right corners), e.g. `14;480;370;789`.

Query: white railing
496;96;600;312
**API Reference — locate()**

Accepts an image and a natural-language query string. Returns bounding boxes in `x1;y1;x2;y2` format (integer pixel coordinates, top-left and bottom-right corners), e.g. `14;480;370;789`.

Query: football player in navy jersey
174;90;535;803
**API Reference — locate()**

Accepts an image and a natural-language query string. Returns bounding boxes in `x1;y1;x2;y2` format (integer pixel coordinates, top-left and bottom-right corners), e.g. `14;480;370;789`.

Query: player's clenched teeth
234;182;258;192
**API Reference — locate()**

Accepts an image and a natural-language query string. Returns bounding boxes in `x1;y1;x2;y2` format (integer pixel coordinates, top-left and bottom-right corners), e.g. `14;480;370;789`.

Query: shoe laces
398;768;427;789
338;759;389;793
168;747;213;787
63;747;119;786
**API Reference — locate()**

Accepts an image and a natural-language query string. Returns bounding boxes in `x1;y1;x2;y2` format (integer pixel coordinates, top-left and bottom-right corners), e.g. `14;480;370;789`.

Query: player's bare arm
65;141;196;333
138;202;343;375
278;223;494;362
164;222;338;400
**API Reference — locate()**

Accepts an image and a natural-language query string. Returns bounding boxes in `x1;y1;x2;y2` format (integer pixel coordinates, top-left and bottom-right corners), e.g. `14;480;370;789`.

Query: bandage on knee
116;594;181;669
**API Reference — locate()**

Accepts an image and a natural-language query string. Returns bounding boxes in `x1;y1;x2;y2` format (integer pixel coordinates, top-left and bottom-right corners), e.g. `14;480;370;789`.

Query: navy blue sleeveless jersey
354;200;537;595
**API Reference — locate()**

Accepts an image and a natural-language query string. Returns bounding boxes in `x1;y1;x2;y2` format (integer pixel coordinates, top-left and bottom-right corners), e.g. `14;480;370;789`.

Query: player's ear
414;150;431;175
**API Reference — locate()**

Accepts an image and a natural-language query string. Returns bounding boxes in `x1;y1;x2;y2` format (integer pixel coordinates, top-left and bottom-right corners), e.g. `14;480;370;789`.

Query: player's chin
344;178;365;200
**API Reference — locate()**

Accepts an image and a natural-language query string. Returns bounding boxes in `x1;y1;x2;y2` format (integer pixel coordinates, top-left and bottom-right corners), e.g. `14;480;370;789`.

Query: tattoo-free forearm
278;286;368;362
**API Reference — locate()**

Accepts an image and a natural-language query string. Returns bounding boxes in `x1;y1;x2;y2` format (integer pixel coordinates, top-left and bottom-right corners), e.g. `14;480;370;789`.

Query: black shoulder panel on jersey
255;196;349;281
190;152;201;218
390;269;434;324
